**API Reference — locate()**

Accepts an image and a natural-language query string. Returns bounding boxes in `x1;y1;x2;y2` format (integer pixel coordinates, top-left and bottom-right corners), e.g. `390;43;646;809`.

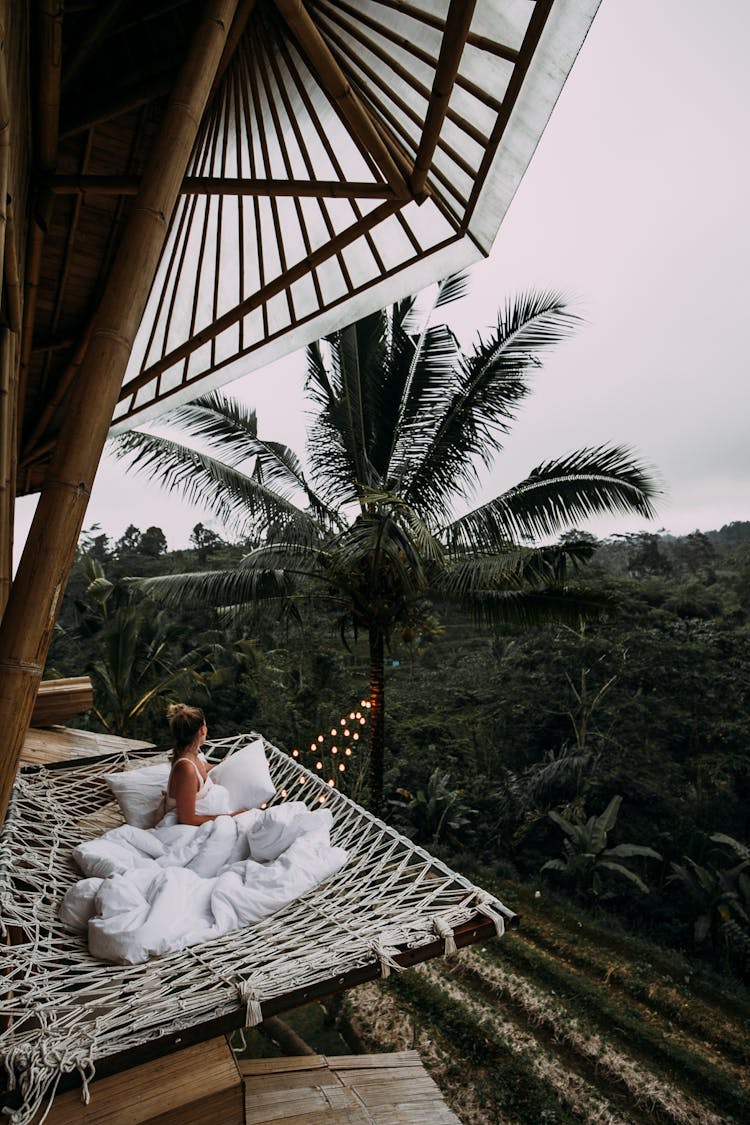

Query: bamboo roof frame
0;0;603;824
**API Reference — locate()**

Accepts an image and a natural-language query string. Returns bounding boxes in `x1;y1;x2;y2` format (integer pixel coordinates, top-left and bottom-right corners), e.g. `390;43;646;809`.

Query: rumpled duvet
61;802;348;964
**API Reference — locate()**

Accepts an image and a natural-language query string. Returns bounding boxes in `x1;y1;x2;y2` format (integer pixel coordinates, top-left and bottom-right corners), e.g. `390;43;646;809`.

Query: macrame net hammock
0;734;514;1124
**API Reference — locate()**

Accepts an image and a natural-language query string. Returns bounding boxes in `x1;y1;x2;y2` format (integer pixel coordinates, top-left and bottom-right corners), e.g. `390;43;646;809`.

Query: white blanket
61;802;347;964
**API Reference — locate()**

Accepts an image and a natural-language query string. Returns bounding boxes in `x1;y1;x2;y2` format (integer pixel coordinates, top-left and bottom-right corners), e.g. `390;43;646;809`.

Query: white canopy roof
113;0;601;429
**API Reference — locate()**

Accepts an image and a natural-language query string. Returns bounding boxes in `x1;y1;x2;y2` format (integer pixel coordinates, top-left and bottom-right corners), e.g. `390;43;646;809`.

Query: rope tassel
433;916;457;957
238;981;264;1027
474;890;506;937
371;939;402;979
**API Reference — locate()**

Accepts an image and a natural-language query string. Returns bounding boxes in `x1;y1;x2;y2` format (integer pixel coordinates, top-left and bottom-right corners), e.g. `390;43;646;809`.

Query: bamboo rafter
48;174;395;198
272;0;411;200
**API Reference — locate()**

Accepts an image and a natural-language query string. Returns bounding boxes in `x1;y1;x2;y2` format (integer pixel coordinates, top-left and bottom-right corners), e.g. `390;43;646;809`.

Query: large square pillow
210;739;275;810
105;762;171;828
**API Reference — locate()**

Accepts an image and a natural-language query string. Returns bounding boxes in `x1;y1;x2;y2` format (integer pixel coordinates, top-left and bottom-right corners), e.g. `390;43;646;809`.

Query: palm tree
112;281;658;810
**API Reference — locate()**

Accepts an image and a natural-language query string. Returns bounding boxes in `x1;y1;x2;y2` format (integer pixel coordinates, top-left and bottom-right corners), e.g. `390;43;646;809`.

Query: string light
280;789;287;798
300;695;371;793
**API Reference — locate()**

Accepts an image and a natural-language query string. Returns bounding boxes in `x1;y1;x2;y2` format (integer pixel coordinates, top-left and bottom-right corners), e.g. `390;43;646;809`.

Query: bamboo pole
48;174;395;198
272;0;411;200
410;0;476;197
0;330;15;619
0;0;239;827
18;0;62;444
4;201;21;334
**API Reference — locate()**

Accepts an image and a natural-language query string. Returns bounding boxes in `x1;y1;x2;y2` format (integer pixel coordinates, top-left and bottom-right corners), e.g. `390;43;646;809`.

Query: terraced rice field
340;882;750;1124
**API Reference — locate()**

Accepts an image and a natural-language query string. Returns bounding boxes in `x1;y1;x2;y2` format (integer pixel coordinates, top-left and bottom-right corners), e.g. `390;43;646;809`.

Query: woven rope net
0;734;512;1123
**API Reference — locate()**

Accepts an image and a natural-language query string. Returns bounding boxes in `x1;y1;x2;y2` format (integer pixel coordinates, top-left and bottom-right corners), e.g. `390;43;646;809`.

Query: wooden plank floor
241;1051;462;1124
20;725;153;767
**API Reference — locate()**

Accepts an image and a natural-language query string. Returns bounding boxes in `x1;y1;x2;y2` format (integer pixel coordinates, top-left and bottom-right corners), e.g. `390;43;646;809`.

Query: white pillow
105;762;171;828
209;739;275;810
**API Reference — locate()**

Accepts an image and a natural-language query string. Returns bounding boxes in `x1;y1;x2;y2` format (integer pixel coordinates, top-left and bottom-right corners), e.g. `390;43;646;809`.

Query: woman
166;703;245;825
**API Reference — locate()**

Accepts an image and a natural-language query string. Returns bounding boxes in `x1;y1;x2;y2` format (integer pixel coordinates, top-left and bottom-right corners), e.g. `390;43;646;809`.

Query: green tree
112;283;658;810
189;522;225;564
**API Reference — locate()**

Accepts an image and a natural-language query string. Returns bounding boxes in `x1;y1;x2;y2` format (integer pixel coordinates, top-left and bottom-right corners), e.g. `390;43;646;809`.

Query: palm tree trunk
368;627;385;814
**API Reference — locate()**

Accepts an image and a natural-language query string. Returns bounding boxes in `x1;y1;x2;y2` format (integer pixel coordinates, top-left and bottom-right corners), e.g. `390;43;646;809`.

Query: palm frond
110;429;320;540
402;292;579;518
127;566;297;611
444;445;659;547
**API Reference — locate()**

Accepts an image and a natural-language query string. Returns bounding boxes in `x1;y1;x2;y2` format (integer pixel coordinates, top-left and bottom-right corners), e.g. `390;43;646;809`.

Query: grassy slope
340;881;750;1125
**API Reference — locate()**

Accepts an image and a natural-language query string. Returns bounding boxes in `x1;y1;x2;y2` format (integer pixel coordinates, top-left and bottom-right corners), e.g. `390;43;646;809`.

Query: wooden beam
37;0;63;172
49;174;395;198
211;0;258;93
0;330;16;619
30;675;94;726
3;201;22;335
272;0;411;200
410;0;476;197
0;0;240;828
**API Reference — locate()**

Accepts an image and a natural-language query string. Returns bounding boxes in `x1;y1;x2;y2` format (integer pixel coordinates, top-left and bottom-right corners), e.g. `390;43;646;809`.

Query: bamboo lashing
0;0;240;828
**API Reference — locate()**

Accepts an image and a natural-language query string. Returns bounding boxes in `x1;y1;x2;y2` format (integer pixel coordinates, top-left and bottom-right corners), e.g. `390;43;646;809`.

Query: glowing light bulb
355;711;362;719
280;789;287;798
353;733;359;741
309;743;316;751
331;729;337;736
331;746;338;754
340;718;346;725
349;712;356;720
298;776;305;785
316;761;322;770
318;795;326;804
317;735;324;743
344;729;350;736
338;763;345;772
292;749;299;757
360;700;367;707
345;748;352;756
260;802;268;809
359;718;366;725
328;778;335;786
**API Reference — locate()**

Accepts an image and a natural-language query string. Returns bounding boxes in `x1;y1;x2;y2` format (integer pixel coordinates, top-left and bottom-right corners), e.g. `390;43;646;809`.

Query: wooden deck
36;1044;461;1124
241;1051;461;1124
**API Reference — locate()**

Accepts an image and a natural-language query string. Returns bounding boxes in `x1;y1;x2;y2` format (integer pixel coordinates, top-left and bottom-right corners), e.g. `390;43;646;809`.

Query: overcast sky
14;0;750;559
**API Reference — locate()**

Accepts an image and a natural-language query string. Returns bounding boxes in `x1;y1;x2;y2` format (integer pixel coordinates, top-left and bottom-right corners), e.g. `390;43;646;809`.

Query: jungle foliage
47;519;750;979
